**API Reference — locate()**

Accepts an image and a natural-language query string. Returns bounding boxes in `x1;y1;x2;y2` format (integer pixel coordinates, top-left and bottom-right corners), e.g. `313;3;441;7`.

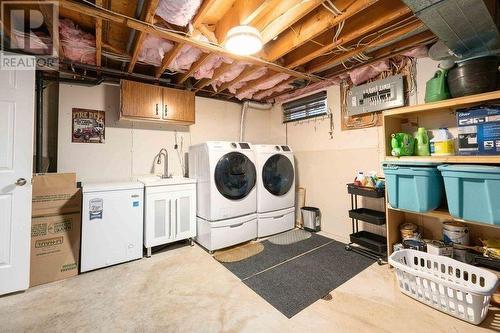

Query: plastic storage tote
383;162;443;212
389;249;499;325
438;164;500;225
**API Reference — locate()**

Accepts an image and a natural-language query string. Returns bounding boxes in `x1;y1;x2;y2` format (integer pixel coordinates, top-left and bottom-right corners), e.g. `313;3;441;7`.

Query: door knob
15;178;27;186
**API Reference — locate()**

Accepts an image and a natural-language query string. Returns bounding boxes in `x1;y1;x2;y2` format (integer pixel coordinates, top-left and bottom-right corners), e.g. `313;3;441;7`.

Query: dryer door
262;154;294;196
215;152;256;200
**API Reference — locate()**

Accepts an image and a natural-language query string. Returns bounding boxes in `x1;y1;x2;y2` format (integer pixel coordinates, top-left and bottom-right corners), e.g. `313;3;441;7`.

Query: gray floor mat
221;233;332;280
268;229;312;245
243;240;373;318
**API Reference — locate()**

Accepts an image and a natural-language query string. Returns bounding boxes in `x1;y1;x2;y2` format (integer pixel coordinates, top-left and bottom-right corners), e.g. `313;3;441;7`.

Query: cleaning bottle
415;127;430;156
430;128;455;156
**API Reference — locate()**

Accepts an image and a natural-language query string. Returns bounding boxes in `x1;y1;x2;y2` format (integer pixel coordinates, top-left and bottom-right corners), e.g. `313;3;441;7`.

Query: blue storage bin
438;165;500;225
383;162;444;213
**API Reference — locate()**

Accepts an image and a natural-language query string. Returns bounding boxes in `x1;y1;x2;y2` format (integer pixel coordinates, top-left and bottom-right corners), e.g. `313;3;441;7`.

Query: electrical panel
347;74;405;116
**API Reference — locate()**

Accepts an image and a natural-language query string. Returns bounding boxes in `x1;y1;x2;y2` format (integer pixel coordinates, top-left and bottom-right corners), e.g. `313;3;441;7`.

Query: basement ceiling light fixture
225;25;263;56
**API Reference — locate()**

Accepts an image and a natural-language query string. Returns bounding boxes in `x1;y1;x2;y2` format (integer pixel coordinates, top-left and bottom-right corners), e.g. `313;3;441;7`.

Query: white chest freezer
81;181;144;272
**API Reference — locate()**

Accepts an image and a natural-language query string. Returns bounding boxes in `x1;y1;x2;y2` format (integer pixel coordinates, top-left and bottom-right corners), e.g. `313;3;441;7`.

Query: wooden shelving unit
382;91;500;256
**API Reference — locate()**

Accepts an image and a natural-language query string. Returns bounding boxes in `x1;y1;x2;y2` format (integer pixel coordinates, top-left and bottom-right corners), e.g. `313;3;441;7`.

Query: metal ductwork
401;0;500;59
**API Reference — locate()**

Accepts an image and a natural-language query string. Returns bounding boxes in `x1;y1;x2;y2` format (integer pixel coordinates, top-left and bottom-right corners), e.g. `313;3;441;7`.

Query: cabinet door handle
155;103;159;115
164;105;168;117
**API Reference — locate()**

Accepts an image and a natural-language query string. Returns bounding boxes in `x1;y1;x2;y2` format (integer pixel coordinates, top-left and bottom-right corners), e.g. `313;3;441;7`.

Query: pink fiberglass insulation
228;67;268;94
193;55;232;80
253;82;293;100
59;18;96;65
138;34;174;66
168;35;208;72
402;45;428;58
349;60;390;86
211;62;248;91
273;78;341;103
168;45;204;72
236;73;290;100
155;0;202;27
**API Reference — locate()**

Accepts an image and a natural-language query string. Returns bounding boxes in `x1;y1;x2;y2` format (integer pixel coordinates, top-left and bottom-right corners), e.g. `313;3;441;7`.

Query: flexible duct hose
239;101;272;141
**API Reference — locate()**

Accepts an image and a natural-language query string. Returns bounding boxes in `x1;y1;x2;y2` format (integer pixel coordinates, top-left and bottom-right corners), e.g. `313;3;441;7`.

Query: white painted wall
57;83;274;182
268;58;439;241
57;57;439;241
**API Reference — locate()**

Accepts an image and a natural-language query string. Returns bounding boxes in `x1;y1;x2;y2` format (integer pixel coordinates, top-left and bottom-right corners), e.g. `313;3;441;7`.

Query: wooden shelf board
387;205;500;229
383;90;500;117
384;155;500;164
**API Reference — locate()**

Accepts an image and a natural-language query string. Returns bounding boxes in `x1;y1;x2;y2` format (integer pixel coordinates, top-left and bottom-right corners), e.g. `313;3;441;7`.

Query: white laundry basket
389;249;499;325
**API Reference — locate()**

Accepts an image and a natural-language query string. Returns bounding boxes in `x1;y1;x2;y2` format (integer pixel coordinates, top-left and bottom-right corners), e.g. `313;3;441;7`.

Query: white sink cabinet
138;176;196;257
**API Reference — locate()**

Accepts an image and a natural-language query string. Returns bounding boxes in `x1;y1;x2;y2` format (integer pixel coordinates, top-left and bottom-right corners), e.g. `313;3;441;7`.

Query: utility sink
137;175;197;187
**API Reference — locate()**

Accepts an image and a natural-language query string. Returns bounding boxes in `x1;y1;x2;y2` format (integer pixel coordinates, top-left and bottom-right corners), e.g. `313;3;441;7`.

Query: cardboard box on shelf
30;173;81;287
457;105;500;156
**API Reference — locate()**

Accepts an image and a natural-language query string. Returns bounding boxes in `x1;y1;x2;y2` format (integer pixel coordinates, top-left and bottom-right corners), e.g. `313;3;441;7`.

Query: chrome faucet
156;148;171;179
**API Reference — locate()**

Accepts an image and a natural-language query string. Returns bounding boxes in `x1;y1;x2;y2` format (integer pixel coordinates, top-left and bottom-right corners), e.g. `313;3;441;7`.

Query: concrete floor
1;235;499;333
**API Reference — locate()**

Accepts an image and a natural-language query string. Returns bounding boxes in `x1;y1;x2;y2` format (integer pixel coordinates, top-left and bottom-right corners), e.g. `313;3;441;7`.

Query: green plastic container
425;68;451;103
383;162;444;213
438;165;500;225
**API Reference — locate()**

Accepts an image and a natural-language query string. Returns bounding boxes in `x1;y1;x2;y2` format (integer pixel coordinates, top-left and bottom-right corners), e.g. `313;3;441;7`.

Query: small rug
268;229;311;245
213;242;264;263
218;233;373;318
243;240;373;318
221;233;332;280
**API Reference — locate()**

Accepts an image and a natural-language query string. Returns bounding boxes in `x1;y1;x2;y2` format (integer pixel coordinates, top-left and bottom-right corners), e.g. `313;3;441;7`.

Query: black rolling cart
346;183;387;265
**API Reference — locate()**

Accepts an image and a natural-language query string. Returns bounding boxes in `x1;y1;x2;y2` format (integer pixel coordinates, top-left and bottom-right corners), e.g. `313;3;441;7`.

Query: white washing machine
189;141;258;252
255;144;296;237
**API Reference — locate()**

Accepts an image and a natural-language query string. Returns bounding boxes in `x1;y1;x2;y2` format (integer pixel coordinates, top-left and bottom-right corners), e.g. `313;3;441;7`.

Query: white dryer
255;144;296;237
189;141;258;252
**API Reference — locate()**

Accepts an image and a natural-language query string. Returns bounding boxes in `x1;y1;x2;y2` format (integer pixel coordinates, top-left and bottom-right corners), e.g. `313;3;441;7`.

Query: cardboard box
32;173;81;217
31;173;81;287
30;213;81;287
457;105;500;155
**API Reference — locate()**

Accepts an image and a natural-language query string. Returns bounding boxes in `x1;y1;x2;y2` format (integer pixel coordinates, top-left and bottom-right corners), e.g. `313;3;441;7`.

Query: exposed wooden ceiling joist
306;20;425;73
57;0;320;82
95;0;103;67
258;0;324;45
155;43;184;78
320;30;436;78
177;53;213;84
215;65;260;94
254;77;296;100
127;0;160;73
156;0;218;78
280;0;411;69
264;0;377;62
214;0;274;44
193;62;234;92
236;71;280;96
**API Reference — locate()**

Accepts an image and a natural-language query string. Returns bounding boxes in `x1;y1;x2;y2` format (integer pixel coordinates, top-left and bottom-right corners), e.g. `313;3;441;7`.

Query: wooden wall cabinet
120;80;195;125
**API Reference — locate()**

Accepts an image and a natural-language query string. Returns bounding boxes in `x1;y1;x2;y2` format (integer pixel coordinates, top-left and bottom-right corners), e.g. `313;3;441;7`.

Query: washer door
262;154;294;196
215;152;256;200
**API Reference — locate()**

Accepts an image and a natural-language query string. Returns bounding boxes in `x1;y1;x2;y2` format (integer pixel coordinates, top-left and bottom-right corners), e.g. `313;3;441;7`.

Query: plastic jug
391;133;415;157
415;127;430;156
425;68;451;103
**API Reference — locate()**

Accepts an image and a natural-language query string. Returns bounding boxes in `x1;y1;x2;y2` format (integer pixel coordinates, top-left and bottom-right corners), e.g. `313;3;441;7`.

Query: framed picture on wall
72;108;105;143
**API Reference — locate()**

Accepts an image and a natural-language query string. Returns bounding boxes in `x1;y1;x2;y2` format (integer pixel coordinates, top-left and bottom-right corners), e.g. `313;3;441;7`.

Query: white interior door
0;61;35;295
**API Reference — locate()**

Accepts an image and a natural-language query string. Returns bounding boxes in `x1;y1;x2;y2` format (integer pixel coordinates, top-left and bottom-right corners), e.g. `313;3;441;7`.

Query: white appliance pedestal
196;214;257;253
257;207;295;238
